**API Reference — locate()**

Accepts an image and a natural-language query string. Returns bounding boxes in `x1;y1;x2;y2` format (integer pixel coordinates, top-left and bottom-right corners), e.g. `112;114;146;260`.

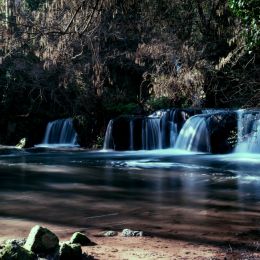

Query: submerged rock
59;242;82;260
70;232;91;246
121;229;143;237
0;243;36;260
24;225;59;254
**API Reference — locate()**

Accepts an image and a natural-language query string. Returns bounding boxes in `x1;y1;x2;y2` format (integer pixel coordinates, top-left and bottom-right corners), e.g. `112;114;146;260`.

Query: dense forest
0;0;259;147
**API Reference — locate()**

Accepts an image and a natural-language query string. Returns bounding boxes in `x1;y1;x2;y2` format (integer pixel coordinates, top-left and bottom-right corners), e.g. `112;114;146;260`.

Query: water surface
0;149;260;248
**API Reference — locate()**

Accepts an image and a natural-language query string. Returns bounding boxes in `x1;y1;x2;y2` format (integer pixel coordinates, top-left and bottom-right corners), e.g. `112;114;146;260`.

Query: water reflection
0;150;260;248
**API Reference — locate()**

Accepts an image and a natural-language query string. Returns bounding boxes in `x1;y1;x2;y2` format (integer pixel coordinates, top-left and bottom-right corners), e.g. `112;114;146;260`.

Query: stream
0;149;260;247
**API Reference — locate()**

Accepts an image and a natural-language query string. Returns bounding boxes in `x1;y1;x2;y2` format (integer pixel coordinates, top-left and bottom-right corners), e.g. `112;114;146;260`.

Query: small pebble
99;231;118;237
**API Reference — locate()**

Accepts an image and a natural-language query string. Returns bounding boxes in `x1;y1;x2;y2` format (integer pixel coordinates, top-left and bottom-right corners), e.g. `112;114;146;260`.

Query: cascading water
160;111;168;148
174;115;210;152
159;110;178;148
142;117;162;150
235;110;260;153
169;109;178;148
103;120;114;150
102;109;243;153
102;109;201;151
129;119;134;150
239;119;260;153
37;118;78;147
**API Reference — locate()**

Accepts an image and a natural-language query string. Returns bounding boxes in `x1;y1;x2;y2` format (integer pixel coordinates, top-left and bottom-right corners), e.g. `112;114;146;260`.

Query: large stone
24;225;59;254
121;229;143;237
70;232;91;246
0;243;36;260
16;138;27;149
59;242;82;260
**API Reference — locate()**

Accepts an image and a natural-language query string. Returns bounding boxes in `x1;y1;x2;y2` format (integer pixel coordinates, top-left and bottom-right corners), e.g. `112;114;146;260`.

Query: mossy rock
16;138;27;149
2;239;26;247
23;225;59;254
70;232;91;246
59;242;82;260
0;243;36;260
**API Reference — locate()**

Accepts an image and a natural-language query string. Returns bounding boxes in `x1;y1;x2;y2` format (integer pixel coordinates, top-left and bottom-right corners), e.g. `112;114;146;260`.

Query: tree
229;0;260;48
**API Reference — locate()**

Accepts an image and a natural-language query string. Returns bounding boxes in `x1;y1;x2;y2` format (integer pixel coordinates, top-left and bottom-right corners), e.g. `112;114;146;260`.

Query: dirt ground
1;217;260;260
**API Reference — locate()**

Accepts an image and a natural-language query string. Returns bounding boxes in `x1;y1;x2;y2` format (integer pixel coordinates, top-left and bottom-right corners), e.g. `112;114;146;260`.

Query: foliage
106;103;141;116
228;0;260;48
145;97;173;111
24;0;47;11
94;136;104;149
0;0;259;146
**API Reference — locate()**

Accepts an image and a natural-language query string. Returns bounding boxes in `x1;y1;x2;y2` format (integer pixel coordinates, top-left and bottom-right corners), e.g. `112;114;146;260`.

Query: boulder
0;243;36;260
59;242;82;260
121;229;143;237
16;138;27;149
24;225;59;254
70;232;91;246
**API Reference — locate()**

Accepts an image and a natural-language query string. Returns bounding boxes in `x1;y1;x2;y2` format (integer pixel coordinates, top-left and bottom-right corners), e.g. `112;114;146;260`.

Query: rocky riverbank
1;224;260;260
0;225;94;260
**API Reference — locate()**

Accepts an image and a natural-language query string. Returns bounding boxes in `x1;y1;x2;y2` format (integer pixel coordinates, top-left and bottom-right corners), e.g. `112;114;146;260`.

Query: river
0;148;260;248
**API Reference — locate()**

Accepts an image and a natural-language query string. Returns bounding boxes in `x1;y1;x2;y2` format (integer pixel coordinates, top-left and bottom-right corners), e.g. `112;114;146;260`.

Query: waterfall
169;120;178;148
160;109;178;148
102;109;202;151
142;117;162;150
236;110;260;153
174;115;210;152
160;111;168;148
103;120;114;150
103;109;242;153
236;109;245;146
129;119;134;150
169;109;178;148
152;109;179;149
37;118;78;147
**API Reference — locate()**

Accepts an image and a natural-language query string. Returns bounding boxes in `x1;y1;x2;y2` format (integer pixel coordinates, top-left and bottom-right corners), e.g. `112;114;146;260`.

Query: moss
59;242;82;260
24;225;59;254
69;232;91;246
0;244;36;260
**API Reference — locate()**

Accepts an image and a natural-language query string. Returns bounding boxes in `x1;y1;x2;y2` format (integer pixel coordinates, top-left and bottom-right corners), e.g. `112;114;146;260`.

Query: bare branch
63;1;86;33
